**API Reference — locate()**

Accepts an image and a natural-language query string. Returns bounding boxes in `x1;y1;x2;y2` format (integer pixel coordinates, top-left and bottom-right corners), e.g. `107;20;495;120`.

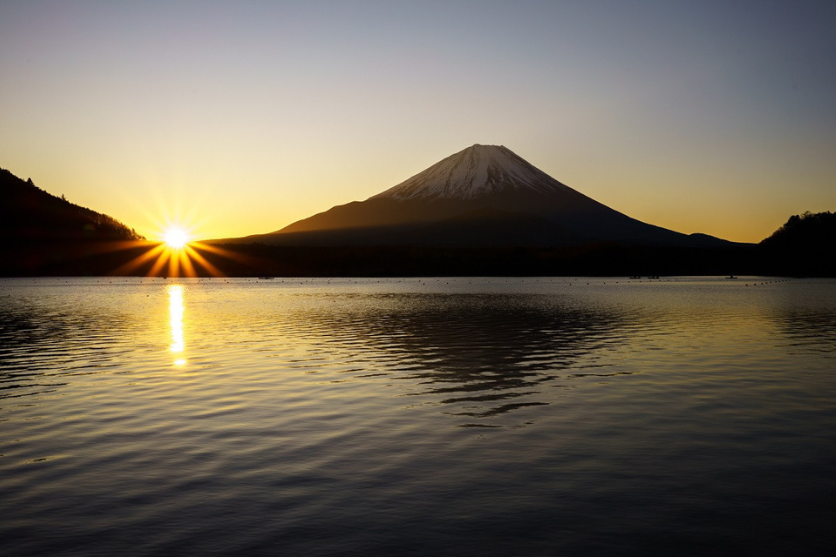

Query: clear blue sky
2;0;834;242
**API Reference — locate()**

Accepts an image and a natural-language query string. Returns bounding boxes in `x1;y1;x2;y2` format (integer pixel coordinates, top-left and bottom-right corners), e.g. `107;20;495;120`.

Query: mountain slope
759;211;836;276
219;144;733;248
761;211;836;249
371;144;580;200
1;167;143;242
241;207;582;248
0;167;147;275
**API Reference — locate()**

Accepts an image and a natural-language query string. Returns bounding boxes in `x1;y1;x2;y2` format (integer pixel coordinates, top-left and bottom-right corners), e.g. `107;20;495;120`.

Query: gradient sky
2;1;834;243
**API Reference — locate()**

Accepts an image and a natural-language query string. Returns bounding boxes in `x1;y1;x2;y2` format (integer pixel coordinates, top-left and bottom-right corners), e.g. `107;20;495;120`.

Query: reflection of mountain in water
1;284;638;427
301;293;633;425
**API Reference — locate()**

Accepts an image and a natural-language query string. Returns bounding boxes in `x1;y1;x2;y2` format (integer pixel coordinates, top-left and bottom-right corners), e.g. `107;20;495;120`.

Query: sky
1;0;835;243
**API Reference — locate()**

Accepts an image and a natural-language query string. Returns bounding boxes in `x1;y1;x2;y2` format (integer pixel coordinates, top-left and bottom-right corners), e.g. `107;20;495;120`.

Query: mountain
1;167;143;243
220;144;732;248
0;167;145;275
759;211;836;276
761;211;836;249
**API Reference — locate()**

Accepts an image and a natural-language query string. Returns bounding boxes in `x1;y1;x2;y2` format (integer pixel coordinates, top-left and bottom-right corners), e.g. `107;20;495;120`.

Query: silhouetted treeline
184;242;762;278
2;226;833;278
759;211;836;277
188;212;830;278
0;241;156;276
0;167;145;275
0;167;143;243
762;211;836;246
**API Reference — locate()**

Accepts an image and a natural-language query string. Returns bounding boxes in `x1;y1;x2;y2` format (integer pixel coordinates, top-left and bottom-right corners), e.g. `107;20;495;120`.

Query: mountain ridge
222;144;735;249
0;167;143;243
0;166;149;276
3;159;833;276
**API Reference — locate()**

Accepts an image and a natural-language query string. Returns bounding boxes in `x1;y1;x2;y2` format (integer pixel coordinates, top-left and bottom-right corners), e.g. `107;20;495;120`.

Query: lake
1;276;835;556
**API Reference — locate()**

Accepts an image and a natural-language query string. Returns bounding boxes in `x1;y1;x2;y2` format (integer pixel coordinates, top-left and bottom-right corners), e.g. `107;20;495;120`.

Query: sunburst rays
106;239;250;277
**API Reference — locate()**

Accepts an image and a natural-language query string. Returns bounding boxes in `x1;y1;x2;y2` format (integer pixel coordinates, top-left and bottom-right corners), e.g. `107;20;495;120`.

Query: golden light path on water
169;284;186;367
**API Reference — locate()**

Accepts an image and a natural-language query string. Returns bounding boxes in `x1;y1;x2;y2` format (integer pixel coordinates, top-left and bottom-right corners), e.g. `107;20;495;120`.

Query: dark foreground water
1;277;835;556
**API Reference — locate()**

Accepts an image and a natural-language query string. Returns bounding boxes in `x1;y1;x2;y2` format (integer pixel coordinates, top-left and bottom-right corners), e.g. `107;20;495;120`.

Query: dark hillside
0;167;144;275
0;168;142;242
760;211;836;276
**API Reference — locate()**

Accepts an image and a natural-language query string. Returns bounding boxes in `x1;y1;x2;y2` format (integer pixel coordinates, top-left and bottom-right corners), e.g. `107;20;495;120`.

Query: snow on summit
372;144;574;201
241;142;729;248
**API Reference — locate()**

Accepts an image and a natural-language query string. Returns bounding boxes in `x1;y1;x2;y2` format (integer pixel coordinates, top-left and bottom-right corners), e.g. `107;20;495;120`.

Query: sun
107;218;248;278
164;228;190;249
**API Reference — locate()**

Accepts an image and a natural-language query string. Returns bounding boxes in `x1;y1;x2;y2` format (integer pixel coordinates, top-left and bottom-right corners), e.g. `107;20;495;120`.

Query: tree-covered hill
1;167;147;275
1;167;143;243
761;211;836;248
760;211;836;276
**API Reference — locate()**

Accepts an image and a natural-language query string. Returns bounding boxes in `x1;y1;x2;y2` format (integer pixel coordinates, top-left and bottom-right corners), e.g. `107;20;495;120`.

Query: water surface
1;277;835;555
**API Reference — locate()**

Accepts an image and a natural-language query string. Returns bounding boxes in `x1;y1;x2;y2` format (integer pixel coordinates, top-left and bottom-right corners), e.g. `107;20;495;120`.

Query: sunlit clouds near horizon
1;1;835;243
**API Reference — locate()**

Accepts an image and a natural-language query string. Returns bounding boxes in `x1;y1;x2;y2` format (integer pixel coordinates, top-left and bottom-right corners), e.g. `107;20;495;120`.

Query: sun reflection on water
169;284;186;366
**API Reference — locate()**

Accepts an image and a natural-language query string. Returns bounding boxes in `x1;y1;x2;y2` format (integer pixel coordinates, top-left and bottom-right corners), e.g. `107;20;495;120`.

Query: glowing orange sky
1;1;834;244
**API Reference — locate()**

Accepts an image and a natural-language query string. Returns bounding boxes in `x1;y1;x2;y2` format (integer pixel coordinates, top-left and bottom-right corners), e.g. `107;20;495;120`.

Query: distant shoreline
1;241;831;278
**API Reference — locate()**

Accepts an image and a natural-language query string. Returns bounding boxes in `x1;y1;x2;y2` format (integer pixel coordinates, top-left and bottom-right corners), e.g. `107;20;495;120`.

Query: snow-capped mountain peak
371;144;574;201
231;142;726;249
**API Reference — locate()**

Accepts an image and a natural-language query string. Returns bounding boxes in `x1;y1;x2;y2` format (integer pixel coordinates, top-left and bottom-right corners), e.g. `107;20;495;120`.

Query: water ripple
2;277;836;555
